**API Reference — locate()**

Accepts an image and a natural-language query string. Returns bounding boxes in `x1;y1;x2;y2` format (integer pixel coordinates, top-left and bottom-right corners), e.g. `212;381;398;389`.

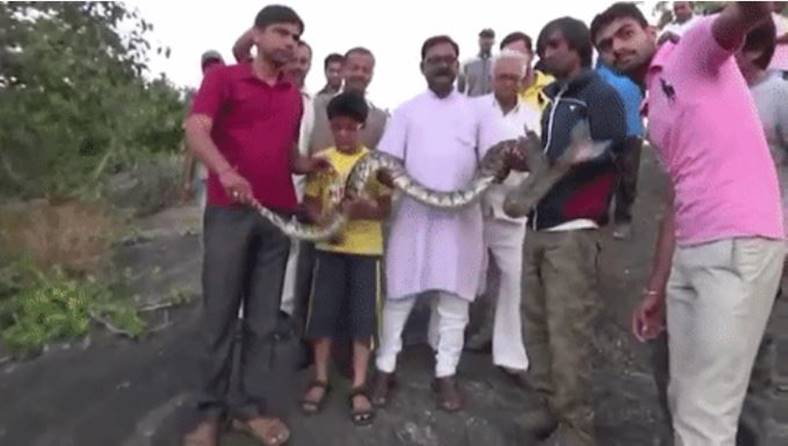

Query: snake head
557;120;611;167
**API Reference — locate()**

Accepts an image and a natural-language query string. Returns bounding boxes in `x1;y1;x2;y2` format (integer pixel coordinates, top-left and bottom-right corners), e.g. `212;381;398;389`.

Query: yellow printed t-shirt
304;146;388;256
520;70;555;112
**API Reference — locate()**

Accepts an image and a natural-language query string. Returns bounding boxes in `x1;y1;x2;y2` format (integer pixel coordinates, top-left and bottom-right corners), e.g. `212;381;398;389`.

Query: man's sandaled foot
370;371;395;408
182;419;219;446
299;379;331;415
232;416;290;446
349;385;375;426
432;376;464;412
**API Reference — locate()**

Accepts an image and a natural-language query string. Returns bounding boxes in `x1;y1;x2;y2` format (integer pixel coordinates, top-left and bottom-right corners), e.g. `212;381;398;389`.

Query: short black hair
298;40;312;53
744;18;777;70
254;5;304;35
327;91;369;124
344;47;376;64
499;31;533;53
479;28;495;38
421;35;459;61
324;53;344;70
537;17;593;68
590;3;649;45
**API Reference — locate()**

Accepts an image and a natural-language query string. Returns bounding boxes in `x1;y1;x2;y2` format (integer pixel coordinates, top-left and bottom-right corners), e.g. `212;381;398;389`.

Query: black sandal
348;386;375;426
300;379;331;415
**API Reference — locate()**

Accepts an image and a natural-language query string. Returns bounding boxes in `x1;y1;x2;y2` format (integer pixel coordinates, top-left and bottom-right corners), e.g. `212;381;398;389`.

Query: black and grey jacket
529;69;627;231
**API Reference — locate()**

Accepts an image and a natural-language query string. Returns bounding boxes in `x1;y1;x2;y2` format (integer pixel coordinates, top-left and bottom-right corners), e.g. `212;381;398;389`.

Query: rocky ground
1;148;787;446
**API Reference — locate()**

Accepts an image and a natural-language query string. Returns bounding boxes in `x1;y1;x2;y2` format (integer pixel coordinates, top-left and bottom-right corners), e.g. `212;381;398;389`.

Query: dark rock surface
1;149;786;446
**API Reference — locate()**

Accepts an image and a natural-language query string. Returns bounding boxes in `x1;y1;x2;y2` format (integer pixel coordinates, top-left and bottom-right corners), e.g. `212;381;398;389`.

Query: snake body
253;121;610;241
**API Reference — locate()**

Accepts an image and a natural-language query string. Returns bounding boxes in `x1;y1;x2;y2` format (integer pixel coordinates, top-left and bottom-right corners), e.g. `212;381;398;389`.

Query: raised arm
232;28;255;63
712;2;774;51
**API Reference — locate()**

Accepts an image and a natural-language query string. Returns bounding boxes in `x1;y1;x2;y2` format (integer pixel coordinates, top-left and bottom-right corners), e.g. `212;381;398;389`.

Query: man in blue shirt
596;61;644;240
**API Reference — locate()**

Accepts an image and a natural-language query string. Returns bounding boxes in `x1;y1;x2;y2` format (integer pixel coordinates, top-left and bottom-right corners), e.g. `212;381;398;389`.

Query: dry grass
0;199;118;273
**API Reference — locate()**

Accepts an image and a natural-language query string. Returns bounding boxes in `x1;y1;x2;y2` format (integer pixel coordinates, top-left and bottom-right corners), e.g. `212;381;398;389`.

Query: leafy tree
0;2;186;199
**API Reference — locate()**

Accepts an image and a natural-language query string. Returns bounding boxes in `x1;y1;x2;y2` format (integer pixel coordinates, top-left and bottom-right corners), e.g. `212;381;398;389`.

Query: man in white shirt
281;40;315;317
660;1;702;43
466;49;541;376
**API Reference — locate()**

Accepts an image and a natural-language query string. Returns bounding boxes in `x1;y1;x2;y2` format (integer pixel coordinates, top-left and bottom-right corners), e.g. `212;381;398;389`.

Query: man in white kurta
371;35;485;412
469;49;541;373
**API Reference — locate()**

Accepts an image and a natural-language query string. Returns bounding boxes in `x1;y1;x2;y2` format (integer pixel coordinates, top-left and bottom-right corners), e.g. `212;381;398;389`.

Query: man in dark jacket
515;16;626;446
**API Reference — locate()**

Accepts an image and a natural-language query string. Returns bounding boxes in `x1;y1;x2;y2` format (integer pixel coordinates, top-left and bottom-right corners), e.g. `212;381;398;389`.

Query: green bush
0;261;144;358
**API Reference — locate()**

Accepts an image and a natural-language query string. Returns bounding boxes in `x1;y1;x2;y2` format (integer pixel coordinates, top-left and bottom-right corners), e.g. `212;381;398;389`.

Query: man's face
479;36;495;54
325;61;343;89
594;17;657;75
202;59;224;75
673;2;693;23
502;41;534;78
540;30;579;79
286;44;312;89
493;58;523;103
343;52;375;93
252;22;300;66
420;42;459;93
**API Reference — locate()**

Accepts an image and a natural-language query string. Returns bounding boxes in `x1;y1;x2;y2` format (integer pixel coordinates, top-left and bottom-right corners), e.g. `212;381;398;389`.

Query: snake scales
252;121;611;241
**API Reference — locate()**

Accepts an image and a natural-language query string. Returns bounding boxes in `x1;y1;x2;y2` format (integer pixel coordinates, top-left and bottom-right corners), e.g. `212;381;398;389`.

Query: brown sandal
432;376;464;412
369;371;396;407
231;417;290;446
349;386;375;426
300;379;331;415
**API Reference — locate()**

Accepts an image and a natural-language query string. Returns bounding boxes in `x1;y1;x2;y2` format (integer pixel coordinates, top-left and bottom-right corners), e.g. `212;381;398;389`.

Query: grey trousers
196;205;290;420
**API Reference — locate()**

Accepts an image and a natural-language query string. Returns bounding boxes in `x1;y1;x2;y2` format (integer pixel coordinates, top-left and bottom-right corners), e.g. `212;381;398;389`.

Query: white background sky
130;0;658;110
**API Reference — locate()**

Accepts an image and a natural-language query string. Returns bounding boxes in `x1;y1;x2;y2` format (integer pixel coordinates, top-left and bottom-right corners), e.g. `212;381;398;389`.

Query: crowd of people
179;2;788;446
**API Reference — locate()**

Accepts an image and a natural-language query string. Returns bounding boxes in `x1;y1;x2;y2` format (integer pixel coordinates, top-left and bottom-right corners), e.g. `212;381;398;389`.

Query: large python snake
251;121;611;241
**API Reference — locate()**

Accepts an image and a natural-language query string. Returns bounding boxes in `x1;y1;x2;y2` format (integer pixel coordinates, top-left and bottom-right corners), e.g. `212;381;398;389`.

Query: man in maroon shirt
182;5;326;446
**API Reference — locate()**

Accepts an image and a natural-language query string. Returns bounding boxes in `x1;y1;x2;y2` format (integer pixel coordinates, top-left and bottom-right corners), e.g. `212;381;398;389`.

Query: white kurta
378;90;484;302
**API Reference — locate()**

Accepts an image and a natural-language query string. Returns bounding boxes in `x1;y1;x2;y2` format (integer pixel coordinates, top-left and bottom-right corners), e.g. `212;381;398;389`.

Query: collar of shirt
239;62;292;89
491;94;523;116
426;87;464;101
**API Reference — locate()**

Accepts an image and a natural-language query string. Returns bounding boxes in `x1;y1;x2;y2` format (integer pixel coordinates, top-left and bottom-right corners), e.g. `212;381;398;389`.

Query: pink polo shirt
646;17;783;247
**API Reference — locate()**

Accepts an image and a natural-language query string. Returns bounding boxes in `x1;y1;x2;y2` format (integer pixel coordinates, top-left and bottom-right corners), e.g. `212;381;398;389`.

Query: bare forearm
647;202;676;293
291;154;314;175
181;142;196;183
303;198;322;224
349;197;390;221
713;2;773;51
185;118;233;176
232;29;255;63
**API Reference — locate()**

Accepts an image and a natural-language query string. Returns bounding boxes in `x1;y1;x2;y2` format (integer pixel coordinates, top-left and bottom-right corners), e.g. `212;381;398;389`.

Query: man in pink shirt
591;3;784;445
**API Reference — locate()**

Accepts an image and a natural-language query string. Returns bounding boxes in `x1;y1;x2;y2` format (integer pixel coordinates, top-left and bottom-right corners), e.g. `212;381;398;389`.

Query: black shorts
304;250;382;341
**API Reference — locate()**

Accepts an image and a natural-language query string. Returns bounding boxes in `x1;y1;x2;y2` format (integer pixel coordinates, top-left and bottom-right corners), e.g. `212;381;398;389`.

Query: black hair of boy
327;91;369;124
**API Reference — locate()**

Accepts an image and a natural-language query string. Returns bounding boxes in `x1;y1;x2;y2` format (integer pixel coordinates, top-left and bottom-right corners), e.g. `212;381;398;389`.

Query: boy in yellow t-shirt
300;92;390;425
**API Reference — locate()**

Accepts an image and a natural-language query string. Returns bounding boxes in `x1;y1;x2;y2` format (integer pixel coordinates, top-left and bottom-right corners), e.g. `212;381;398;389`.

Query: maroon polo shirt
190;62;303;211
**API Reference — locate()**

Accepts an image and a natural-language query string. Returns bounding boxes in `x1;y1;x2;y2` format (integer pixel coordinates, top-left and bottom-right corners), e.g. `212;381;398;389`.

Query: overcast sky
130;0;657;110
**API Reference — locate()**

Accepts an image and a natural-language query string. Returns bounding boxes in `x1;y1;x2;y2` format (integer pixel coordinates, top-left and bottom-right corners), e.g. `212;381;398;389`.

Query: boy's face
330;116;362;152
